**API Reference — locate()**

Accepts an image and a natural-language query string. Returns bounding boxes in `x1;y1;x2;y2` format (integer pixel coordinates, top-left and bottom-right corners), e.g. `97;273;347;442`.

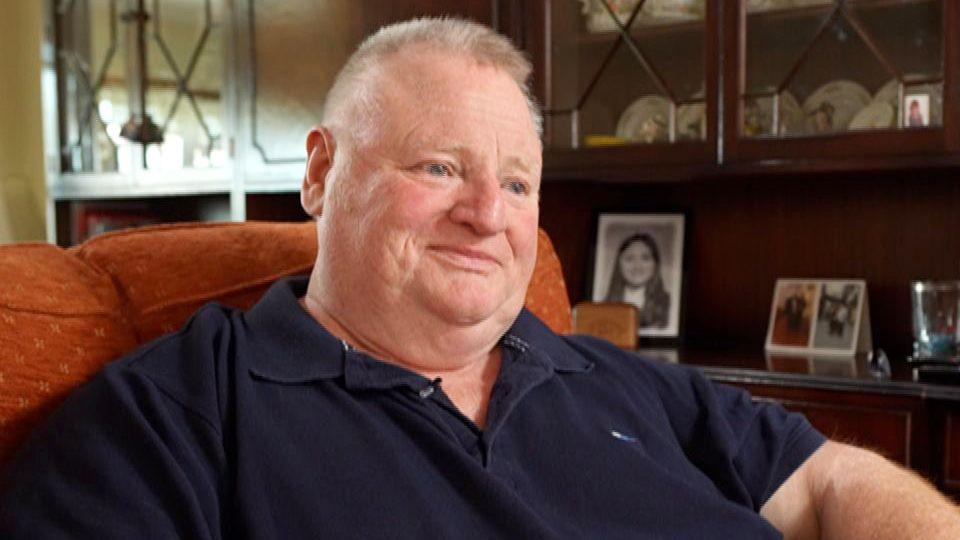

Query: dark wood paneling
778;399;911;465
707;376;960;497
540;169;960;360
724;382;928;470
245;193;308;222
945;412;960;491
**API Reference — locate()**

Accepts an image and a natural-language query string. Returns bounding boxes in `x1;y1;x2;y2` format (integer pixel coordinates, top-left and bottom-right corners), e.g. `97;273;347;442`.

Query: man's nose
449;174;506;236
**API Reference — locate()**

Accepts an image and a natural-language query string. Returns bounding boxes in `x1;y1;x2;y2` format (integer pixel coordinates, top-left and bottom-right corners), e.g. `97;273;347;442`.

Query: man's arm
761;440;960;539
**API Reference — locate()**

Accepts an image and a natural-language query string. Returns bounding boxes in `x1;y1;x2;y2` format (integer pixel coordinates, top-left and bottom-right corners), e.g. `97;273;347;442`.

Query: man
784;289;806;332
3;18;959;538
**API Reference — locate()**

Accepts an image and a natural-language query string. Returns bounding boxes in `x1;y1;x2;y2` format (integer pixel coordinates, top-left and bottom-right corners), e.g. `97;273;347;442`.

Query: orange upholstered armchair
0;221;572;471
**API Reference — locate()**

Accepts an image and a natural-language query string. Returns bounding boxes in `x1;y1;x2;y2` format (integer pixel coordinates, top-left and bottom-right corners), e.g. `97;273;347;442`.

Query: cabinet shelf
50;174;232;201
542;145;960;183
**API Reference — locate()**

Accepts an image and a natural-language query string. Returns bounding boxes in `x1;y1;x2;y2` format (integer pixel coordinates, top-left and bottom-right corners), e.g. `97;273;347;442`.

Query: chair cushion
0;243;138;468
74;221;318;343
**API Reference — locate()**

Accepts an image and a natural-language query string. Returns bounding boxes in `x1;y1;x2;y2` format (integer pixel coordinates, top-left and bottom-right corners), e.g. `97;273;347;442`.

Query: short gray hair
322;17;542;142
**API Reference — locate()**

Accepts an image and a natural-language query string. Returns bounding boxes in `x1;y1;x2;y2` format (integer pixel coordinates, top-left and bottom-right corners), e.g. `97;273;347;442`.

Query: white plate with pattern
848;101;895;131
616;95;672;144
677;102;706;141
743;91;804;136
802;80;871;134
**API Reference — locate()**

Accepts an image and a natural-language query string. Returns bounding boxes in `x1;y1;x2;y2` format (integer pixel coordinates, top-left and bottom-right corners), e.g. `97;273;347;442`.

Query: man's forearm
815;442;960;539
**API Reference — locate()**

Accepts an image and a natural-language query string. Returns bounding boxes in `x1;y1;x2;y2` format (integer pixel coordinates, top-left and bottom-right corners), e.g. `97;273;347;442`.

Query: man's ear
301;127;337;217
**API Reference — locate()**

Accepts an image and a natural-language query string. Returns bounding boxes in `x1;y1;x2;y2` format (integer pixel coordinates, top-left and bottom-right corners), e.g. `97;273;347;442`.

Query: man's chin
425;296;518;329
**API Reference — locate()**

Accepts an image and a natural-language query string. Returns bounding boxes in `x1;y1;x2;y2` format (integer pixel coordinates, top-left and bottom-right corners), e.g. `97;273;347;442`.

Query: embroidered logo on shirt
610;430;639;443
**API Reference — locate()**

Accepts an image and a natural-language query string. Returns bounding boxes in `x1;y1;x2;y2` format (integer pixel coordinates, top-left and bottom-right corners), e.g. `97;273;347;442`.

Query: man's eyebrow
501;155;536;175
432;144;469;156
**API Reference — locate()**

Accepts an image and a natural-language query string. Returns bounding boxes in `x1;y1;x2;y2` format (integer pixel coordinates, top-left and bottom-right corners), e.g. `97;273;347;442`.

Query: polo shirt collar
505;309;594;374
244;277;593;385
244;276;345;383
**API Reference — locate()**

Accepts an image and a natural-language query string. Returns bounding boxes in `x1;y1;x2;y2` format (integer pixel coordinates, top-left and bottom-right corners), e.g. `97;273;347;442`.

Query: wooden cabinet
944;411;960;493
700;363;960;499
747;385;919;467
509;0;960;176
500;1;960;365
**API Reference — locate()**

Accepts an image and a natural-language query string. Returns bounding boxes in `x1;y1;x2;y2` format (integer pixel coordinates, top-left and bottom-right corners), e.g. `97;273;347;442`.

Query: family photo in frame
590;212;685;339
765;278;869;356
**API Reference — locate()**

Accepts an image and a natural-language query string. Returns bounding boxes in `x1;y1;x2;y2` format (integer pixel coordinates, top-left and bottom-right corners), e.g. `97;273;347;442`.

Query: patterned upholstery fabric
0;221;571;470
74;222;318;343
0;244;138;471
526;230;573;335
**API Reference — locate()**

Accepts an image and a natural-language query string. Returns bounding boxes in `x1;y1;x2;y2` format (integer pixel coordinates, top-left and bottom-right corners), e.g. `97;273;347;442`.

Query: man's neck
298;282;507;428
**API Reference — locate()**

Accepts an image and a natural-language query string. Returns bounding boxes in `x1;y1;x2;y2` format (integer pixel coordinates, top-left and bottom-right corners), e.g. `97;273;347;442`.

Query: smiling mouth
429;246;502;273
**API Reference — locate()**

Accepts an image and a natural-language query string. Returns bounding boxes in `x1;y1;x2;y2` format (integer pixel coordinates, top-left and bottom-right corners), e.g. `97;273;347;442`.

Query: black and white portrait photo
591;213;685;338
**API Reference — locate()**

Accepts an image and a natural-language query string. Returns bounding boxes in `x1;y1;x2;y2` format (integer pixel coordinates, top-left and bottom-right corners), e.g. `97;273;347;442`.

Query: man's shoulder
558;332;696;382
103;302;243;432
120;301;239;371
512;309;696;385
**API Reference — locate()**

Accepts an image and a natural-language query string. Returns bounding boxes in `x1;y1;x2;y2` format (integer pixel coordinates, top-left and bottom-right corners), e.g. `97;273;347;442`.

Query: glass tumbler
911;281;960;359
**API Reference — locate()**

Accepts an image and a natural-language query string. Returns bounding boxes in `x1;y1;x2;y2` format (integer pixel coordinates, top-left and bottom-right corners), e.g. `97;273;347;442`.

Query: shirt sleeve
0;318;228;539
640;356;826;511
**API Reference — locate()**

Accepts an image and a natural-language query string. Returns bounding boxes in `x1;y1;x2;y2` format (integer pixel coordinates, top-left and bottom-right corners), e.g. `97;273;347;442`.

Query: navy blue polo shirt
1;277;824;538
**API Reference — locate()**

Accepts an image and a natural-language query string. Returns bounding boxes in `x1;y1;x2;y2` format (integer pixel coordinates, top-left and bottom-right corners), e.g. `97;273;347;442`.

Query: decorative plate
579;0;703;33
802;80;871;134
644;0;704;21
747;0;831;13
743;91;804;136
872;78;900;107
746;0;794;13
677;102;706;141
847;101;895;131
790;0;833;8
616;95;672;144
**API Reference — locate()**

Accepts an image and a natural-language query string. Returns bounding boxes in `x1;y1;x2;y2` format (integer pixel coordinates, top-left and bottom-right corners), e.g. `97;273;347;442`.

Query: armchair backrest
0;221;571;470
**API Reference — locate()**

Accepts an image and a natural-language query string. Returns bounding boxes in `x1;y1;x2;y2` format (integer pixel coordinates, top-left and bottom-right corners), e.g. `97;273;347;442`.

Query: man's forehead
372;53;540;153
378;49;525;111
397;99;537;141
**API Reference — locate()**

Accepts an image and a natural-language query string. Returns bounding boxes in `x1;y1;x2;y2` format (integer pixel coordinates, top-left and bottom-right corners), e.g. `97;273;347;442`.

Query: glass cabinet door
543;0;709;151
54;0;229;175
741;0;944;139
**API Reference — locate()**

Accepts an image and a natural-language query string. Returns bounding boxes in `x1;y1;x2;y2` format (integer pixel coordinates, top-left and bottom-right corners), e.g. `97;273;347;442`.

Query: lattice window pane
55;0;227;173
546;0;706;149
743;0;944;138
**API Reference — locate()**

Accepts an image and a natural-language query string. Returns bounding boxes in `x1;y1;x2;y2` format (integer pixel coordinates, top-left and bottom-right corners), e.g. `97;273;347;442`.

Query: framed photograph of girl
590;212;685;339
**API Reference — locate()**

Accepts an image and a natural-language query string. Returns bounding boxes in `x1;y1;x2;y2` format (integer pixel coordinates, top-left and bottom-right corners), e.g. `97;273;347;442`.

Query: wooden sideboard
662;349;960;499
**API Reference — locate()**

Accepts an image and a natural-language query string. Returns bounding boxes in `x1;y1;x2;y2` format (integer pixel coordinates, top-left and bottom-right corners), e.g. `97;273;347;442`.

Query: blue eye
504;180;529;196
424;163;451;177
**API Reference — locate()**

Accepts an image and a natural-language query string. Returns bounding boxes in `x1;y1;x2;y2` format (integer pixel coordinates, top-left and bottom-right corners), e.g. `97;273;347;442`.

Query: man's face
313;48;542;329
